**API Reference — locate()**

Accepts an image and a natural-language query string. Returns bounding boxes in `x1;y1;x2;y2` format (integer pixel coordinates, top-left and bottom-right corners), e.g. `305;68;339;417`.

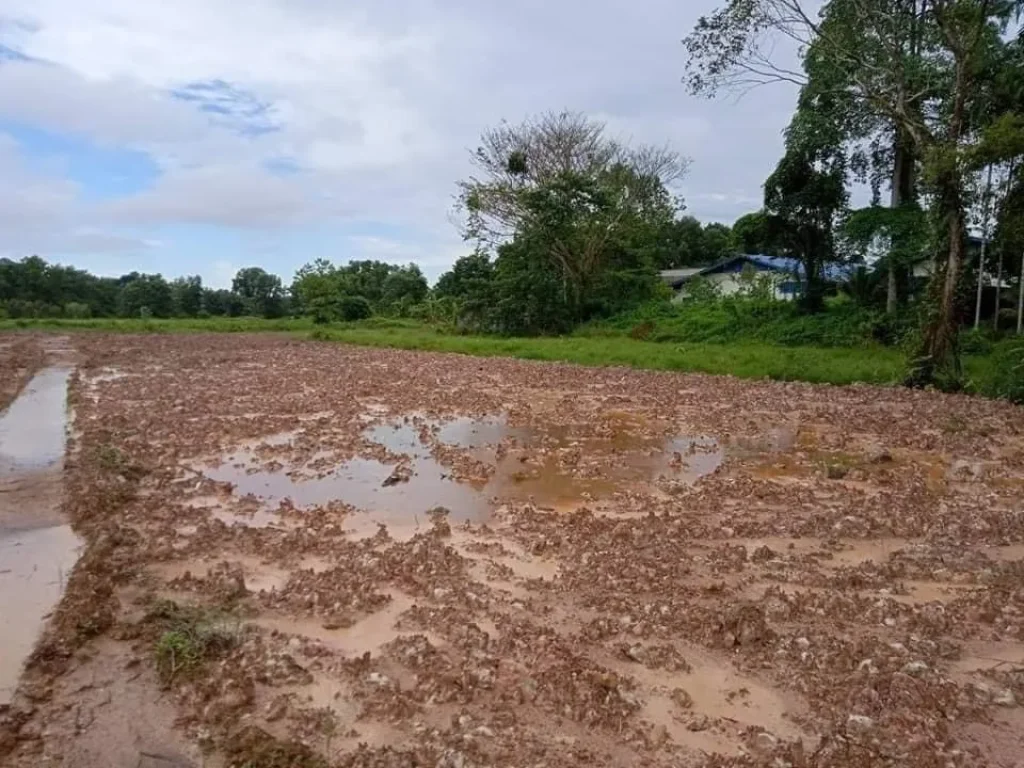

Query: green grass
1;314;1013;397
308;324;910;385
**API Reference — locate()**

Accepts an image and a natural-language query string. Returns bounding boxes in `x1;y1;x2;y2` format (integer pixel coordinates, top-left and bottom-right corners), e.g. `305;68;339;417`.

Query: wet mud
1;332;1023;768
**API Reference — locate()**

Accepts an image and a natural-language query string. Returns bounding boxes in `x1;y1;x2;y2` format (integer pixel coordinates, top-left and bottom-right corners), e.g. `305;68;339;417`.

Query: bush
987;339;1024;404
959;328;995;356
581;296;897;348
337;295;372;322
64;302;92;319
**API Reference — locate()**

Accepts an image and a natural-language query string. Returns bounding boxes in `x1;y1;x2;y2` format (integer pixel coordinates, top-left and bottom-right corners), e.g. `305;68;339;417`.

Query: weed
150;600;240;683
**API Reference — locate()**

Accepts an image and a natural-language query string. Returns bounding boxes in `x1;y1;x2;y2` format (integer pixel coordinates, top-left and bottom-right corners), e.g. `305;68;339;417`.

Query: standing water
0;365;80;706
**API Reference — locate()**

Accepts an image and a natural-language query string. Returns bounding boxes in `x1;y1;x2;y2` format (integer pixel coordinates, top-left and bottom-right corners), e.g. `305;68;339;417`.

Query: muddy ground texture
2;333;1024;768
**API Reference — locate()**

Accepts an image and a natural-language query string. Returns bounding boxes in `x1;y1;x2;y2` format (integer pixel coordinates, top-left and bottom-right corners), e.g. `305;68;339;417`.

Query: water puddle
195;413;723;532
253;591;440;657
0;367;73;474
0;366;80;706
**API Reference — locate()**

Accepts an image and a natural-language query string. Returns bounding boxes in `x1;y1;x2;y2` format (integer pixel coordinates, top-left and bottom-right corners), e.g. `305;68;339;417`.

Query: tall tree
685;0;1023;385
456;112;686;330
233;267;284;318
170;275;203;317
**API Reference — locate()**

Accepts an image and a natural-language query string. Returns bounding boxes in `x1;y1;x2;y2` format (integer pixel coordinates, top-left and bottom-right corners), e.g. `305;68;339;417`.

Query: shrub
987;339;1024;404
337;295;372;322
64;302;92;319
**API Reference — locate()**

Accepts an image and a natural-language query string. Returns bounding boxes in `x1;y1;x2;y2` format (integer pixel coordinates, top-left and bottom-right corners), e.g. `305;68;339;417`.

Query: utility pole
975;165;994;330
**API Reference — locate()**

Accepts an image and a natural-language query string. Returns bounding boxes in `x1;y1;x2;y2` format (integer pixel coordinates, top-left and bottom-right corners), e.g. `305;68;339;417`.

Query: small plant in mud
150;600;240;682
95;442;147;481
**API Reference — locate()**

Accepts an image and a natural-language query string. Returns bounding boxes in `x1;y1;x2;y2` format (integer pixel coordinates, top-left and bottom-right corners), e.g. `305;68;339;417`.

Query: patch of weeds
95;442;148;481
149;600;241;683
309;328;334;342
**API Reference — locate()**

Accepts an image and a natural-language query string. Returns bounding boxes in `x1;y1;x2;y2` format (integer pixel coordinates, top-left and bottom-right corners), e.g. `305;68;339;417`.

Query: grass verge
0;315;1010;395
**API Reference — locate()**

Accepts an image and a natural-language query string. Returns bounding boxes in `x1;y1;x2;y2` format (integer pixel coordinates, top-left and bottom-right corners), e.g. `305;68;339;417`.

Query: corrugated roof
660;254;854;288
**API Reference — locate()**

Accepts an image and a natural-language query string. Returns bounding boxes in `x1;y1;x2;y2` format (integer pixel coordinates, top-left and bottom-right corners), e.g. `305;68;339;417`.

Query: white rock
993;688;1017;707
795;637;811;649
847;714;875;732
902;661;929;676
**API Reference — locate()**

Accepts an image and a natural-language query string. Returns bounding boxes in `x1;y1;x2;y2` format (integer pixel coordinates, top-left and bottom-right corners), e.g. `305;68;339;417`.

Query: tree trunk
974;165;993;329
914;59;970;388
887;132;915;315
993;250;1003;332
886;266;899;315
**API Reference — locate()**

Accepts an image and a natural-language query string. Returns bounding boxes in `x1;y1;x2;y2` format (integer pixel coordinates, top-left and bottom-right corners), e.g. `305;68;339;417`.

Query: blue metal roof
703;254;853;282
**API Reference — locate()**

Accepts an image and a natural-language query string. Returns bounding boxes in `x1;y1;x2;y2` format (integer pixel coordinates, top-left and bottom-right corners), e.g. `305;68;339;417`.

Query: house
661;255;849;302
909;236;984;281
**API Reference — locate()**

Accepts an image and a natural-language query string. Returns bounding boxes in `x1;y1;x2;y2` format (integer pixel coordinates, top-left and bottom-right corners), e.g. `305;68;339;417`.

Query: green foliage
63;302;92;319
732;211;778;256
653;217;739;268
232;267;285;318
582;297;909;348
291;259;428;320
150;601;240;682
985;338;1024;403
170;275;203;317
116;273;174;318
337;295;372;322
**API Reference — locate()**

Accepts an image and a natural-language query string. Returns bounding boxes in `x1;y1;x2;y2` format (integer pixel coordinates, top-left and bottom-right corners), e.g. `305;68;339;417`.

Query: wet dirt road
1;333;1023;768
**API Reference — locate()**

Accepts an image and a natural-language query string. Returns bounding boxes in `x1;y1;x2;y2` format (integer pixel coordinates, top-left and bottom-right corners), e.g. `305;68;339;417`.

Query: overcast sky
0;0;800;286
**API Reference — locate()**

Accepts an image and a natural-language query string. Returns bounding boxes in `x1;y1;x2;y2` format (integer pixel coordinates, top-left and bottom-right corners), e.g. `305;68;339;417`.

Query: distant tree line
0;254;435;323
0;256;292;320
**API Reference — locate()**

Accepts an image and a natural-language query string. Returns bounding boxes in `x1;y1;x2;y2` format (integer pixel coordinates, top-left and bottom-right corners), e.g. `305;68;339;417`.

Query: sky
0;1;800;288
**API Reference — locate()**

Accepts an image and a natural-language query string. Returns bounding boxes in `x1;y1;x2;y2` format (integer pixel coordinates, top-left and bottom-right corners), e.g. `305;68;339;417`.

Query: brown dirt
0;335;44;412
2;332;1024;768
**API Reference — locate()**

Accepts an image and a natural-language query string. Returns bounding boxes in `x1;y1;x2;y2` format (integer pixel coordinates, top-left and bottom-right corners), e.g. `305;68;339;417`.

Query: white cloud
0;132;151;257
0;0;800;272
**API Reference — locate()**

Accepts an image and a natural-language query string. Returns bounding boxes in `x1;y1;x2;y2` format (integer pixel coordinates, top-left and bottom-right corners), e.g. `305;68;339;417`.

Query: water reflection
198;413;722;529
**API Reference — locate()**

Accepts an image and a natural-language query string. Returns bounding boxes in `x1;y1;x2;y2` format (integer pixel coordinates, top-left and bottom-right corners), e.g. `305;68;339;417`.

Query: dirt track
2;332;1024;767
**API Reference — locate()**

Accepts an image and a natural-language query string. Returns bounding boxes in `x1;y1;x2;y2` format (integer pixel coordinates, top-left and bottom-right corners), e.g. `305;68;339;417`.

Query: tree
732;211;779;255
702;222;737;262
202;288;246;317
456;112;685;332
434;252;498;330
232;267;284;318
170;275;203;317
381;264;429;313
457;111;688;247
685;0;1023;384
653;216;706;268
117;273;173;318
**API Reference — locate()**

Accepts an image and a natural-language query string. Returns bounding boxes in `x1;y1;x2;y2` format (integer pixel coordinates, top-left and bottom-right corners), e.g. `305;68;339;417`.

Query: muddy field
2;332;1024;768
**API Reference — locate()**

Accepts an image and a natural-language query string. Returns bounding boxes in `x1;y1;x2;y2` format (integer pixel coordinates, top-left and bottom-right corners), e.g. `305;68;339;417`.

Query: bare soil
2;332;1024;767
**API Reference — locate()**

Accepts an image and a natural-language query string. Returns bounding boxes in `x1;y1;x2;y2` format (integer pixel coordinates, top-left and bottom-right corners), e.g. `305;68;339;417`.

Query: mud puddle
197;414;722;532
0;365;79;706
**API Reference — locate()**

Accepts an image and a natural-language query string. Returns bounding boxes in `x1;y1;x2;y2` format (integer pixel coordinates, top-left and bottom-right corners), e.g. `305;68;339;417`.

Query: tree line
0;255;434;322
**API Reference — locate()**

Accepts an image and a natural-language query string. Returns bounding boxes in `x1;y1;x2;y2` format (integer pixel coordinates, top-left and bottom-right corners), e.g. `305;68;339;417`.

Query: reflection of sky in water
200;415;723;527
0;367;72;474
